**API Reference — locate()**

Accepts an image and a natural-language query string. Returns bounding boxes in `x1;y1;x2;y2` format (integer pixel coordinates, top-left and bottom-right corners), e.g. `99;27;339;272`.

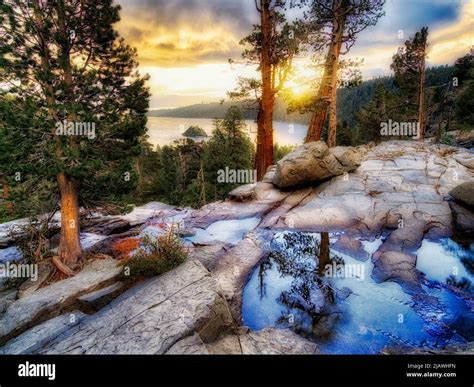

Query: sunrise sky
115;0;473;109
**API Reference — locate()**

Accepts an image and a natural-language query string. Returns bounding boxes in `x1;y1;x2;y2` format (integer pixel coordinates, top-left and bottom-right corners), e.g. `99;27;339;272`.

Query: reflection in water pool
242;232;473;354
417;238;473;288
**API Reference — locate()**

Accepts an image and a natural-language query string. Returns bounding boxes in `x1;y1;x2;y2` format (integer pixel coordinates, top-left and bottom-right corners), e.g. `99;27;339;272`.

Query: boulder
449;181;474;209
120;202;177;226
227;184;257;202
454;155;474;170
212;233;270;321
449;202;474;232
188;242;229;271
272;142;361;188
380;219;427;252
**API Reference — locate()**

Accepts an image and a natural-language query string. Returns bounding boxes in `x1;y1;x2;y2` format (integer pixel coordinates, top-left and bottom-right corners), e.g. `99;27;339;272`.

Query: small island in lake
182;125;208;138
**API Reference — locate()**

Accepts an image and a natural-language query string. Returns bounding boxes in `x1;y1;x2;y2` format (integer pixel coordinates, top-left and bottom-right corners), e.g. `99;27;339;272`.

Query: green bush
274;143;296;162
119;228;188;282
441;132;455;146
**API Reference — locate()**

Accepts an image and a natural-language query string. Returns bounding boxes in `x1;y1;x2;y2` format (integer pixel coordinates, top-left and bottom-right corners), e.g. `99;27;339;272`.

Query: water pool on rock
186;217;261;245
242;231;473;354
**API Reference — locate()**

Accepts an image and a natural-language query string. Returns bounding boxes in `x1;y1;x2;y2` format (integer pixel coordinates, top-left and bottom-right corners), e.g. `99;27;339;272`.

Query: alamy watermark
55;119;96;139
324;261;365;281
18;361;55;381
0;261;38;282
217;167;257;184
380;119;420;139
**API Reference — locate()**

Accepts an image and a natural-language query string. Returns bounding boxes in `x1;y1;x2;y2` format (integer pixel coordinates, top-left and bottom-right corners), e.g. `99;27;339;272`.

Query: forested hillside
149;65;454;126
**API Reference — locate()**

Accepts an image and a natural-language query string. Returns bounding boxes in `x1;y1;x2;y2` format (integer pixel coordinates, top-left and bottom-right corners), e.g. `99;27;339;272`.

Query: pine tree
355;82;406;143
303;0;385;146
230;0;304;180
0;0;149;264
391;27;429;140
202;107;255;200
453;50;474;128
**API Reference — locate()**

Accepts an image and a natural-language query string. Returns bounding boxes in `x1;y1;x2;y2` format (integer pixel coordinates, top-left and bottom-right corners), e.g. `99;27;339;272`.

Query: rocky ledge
0;140;472;354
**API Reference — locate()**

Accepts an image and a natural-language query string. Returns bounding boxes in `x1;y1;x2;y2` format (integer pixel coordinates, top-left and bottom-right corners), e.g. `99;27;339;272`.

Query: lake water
146;116;308;147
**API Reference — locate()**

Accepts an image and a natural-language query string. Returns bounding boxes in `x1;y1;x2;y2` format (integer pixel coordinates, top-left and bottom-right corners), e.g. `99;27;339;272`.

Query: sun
287;82;306;97
284;59;321;99
285;79;312;100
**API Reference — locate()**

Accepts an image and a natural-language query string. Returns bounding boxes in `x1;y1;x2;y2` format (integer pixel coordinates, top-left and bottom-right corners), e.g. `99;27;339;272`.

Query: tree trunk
435;120;442;143
305;108;328;143
57;173;82;264
3;182;13;214
318;232;331;276
135;158;143;198
327;16;344;148
1;178;13;215
327;88;338;147
305;3;345;145
198;160;206;207
255;0;275;181
305;59;332;143
418;54;426;140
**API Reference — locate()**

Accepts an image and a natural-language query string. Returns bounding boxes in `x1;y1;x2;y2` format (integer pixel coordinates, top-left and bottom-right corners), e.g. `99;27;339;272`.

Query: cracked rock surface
38;260;233;354
0;140;472;354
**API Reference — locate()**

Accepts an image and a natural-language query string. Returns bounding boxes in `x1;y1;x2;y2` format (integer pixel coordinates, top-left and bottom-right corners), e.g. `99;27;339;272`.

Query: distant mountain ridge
148;65;453;126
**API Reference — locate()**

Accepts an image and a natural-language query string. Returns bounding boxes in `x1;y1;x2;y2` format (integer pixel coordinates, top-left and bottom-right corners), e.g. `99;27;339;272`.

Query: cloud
347;0;472;78
116;0;256;67
115;0;472;107
142;62;258;107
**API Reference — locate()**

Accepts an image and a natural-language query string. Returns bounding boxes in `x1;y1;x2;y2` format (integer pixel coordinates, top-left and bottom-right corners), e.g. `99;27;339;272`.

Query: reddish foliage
112;237;140;259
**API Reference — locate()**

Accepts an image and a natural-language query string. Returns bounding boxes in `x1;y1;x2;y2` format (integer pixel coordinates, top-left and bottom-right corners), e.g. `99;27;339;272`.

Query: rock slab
39;260;233;354
0;258;120;345
0;311;86;354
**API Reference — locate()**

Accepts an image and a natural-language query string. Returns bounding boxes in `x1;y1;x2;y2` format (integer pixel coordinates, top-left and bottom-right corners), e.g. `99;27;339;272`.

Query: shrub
274;143;296;162
8;217;54;263
119;228;188;282
440;132;455;146
4;217;53;288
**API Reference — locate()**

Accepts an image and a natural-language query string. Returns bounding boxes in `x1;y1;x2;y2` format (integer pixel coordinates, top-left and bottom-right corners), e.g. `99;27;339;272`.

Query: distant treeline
149;65;454;126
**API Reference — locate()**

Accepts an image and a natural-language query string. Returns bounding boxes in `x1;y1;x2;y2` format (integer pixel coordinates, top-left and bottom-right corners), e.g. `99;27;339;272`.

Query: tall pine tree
391;27;429;140
230;0;304;180
302;0;385;146
0;0;149;265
